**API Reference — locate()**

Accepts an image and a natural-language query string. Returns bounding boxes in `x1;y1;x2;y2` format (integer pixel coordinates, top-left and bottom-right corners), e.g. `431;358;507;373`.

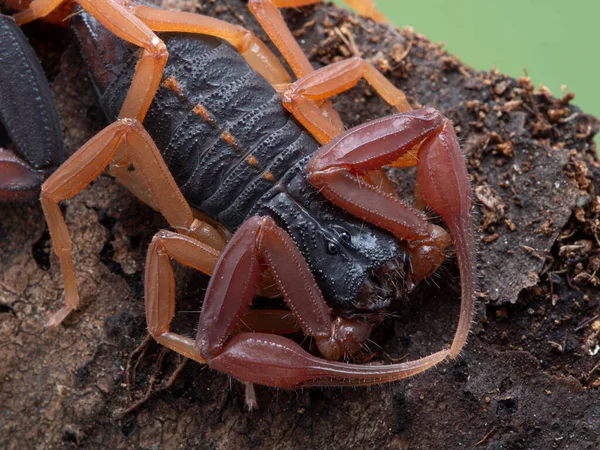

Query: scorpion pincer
0;13;63;201
11;0;476;394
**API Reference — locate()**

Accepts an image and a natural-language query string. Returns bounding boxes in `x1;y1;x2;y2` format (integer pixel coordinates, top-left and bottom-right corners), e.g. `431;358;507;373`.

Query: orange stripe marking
222;131;242;151
162;75;182;96
193;104;216;125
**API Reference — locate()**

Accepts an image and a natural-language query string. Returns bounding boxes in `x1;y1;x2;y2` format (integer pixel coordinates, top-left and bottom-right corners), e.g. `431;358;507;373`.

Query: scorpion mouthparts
352;253;413;313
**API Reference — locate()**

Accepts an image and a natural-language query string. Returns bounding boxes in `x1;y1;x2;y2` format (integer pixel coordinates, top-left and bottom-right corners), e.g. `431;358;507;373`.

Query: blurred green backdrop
335;0;599;145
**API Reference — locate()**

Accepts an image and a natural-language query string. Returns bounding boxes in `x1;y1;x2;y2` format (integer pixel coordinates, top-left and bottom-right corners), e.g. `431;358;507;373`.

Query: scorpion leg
342;0;388;22
16;0;167;209
248;1;390;138
145;231;217;363
249;0;387;79
16;0;166;122
17;0;224;313
281;57;411;144
246;4;407;189
129;5;291;85
41;119;225;327
307;107;475;359
248;0;345;134
144;229;300;361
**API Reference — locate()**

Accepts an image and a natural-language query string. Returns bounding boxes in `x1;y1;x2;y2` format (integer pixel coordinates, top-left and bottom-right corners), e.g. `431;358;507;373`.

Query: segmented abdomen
97;32;319;230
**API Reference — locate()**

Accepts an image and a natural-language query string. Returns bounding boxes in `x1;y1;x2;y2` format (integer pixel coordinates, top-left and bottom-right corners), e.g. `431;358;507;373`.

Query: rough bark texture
1;1;599;449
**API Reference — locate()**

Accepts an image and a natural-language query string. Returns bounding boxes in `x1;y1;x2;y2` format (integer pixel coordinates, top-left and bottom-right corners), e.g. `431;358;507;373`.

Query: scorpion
5;0;476;397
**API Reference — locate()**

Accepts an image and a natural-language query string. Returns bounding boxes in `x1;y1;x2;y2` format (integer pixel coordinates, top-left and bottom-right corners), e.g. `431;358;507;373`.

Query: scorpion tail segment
416;119;476;359
209;333;450;389
0;149;44;201
197;216;333;359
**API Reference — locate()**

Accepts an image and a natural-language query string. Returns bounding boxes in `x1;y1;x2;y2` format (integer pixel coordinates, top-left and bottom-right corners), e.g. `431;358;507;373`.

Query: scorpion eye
326;240;340;255
339;230;351;243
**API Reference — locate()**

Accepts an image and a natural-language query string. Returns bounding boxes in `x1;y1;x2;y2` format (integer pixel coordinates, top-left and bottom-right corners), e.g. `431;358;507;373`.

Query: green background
335;0;599;145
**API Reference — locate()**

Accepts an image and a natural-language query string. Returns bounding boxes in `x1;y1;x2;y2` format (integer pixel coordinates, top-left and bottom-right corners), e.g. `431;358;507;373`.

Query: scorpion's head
263;167;414;320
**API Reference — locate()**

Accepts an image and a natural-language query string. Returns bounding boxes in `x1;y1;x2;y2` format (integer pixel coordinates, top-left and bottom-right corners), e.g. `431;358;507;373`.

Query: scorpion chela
7;0;476;397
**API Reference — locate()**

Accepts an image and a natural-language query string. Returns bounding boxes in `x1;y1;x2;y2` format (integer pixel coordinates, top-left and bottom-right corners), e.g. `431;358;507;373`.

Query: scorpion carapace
72;12;413;313
13;0;475;394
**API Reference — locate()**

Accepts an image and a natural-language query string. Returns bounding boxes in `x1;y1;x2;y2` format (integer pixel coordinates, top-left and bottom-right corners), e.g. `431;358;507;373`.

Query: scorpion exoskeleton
10;0;476;396
0;13;63;201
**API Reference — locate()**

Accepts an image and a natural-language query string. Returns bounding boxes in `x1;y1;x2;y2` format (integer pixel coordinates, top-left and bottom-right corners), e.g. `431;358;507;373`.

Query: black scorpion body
73;12;413;313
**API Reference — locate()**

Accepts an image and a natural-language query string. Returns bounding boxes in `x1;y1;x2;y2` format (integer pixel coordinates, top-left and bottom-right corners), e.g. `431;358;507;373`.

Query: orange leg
249;0;317;79
41;119;226;327
343;0;388;22
18;0;167;122
249;0;387;80
15;0;170;193
145;231;218;363
130;5;291;85
248;0;345;133
247;0;391;141
282;57;411;144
